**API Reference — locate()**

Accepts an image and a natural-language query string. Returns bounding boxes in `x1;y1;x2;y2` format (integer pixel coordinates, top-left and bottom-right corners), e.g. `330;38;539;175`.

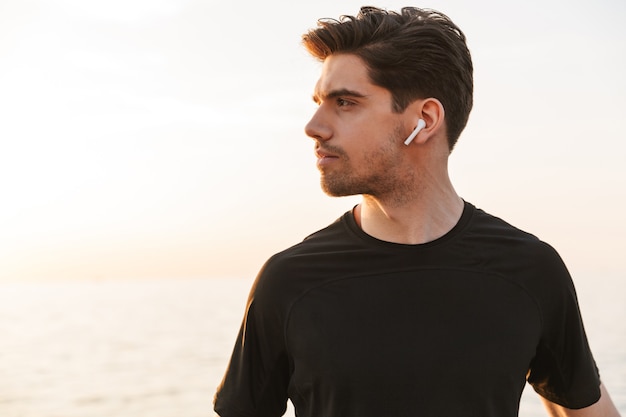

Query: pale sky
1;0;625;281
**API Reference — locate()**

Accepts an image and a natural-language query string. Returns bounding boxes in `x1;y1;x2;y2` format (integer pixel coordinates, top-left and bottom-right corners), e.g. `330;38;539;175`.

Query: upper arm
540;383;621;417
213;260;292;417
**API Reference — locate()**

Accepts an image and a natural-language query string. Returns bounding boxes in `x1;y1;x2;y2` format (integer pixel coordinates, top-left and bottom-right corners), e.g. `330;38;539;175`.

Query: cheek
364;121;405;151
335;114;405;159
373;124;408;163
358;134;404;170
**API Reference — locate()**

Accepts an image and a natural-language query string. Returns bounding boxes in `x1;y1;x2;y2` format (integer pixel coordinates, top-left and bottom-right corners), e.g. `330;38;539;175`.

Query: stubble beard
319;124;416;205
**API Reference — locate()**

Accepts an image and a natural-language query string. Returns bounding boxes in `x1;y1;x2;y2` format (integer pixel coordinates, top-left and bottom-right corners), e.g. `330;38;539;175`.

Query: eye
336;98;354;107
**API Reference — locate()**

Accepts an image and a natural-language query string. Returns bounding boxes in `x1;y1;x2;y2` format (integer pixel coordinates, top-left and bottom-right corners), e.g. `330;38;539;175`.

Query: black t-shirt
214;202;600;417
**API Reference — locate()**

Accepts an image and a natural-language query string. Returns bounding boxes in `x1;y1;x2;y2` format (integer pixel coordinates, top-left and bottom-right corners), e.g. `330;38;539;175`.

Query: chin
320;179;361;198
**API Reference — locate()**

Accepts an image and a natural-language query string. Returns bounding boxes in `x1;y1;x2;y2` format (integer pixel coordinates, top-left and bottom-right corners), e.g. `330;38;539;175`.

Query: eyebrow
312;88;367;104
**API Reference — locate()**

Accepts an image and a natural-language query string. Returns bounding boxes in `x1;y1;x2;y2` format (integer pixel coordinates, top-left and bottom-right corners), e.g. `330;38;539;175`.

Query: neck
354;169;464;245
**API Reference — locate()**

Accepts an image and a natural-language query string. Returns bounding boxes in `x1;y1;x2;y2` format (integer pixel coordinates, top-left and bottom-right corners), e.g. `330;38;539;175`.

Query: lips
315;148;339;167
315;149;337;159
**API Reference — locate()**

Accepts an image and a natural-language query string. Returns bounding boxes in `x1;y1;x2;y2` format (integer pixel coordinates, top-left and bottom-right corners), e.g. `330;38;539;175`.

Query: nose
304;107;332;142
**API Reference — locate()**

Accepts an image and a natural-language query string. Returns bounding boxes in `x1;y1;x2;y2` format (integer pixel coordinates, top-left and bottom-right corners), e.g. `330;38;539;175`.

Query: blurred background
1;0;625;282
0;0;624;416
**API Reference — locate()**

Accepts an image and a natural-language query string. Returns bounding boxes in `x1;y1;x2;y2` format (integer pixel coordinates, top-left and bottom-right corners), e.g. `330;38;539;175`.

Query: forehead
313;54;387;100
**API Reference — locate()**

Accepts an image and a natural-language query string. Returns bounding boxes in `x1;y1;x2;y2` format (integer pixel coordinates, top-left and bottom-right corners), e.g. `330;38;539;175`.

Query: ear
405;98;445;146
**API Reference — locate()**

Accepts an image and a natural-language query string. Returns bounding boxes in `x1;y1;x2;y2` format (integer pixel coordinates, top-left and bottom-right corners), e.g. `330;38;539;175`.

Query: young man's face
305;54;414;199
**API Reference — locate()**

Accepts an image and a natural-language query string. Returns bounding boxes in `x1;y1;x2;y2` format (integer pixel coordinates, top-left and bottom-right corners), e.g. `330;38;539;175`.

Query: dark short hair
302;6;473;151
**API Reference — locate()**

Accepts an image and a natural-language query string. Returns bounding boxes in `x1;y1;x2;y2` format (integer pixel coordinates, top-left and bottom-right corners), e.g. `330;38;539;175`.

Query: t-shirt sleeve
214;260;291;417
526;242;601;409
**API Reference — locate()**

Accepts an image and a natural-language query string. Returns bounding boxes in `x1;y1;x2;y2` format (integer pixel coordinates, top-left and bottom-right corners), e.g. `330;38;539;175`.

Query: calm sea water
0;276;623;417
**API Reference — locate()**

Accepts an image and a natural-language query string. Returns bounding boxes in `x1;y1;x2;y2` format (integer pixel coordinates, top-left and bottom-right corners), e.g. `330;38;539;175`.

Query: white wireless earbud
403;119;426;146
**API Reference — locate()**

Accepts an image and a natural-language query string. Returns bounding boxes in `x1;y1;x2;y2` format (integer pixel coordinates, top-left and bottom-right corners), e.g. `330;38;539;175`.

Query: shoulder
468;205;538;242
462;204;573;290
263;211;353;273
250;212;356;305
467;204;562;259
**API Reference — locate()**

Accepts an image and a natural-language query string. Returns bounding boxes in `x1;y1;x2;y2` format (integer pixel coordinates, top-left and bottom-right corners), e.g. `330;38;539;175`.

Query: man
214;7;620;417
